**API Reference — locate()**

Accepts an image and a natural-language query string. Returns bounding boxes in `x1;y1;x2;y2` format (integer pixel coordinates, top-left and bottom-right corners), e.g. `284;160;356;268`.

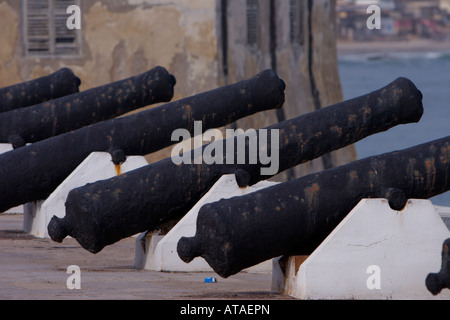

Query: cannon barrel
0;66;176;147
426;238;450;296
0;68;81;113
177;137;450;278
0;69;286;213
47;77;424;254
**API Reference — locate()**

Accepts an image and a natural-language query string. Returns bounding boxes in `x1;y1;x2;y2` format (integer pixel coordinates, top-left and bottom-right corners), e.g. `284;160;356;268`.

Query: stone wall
0;0;219;99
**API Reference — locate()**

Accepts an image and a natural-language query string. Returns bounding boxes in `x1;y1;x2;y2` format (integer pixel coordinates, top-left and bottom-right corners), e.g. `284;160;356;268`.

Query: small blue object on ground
205;277;217;283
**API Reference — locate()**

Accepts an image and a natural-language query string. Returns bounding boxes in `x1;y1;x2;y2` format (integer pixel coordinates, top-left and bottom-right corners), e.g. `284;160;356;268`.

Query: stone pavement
0;214;291;300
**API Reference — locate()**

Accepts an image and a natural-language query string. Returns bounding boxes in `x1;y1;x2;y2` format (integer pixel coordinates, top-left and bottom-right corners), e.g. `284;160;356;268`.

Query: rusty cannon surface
177;137;450;278
0;66;176;148
0;68;81;114
426;238;450;296
0;69;286;213
47;77;424;254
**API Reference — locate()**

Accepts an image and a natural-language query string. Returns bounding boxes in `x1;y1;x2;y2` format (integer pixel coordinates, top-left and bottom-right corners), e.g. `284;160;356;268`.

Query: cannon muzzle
0;68;81;113
426;238;450;295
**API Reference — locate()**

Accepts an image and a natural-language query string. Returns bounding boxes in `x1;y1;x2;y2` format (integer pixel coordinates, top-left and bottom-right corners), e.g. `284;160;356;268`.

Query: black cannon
0;69;286;213
0;68;81;113
0;66;176;147
47;77;424;254
426;238;450;296
177;137;450;278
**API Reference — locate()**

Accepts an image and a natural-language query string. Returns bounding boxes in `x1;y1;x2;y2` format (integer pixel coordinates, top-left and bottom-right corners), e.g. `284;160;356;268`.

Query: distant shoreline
337;39;450;55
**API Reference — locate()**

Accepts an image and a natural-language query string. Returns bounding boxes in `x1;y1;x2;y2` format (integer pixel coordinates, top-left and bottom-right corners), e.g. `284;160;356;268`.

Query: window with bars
22;0;81;57
246;0;259;47
289;0;304;46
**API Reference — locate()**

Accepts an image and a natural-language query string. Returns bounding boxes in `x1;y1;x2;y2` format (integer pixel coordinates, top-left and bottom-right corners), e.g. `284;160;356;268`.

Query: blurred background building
337;0;450;41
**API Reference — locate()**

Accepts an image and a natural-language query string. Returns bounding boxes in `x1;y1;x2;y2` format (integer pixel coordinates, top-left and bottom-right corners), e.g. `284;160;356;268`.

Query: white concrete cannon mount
134;174;280;275
23;152;148;238
272;199;450;300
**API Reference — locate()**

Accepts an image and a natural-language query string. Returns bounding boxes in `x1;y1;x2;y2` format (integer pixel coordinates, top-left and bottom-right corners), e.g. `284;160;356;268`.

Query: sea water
338;51;450;206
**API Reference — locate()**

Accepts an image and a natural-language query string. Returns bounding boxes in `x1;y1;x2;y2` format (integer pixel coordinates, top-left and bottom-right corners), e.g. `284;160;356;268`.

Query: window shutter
25;0;51;55
53;0;80;55
23;0;81;56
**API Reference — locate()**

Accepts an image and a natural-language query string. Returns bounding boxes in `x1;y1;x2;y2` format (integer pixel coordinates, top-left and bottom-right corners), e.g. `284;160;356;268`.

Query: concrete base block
0;144;24;215
272;199;450;300
0;143;13;155
23;152;148;238
135;174;279;274
436;205;450;230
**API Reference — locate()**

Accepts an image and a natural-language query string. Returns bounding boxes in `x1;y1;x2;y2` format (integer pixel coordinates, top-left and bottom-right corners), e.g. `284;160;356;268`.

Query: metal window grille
22;0;81;57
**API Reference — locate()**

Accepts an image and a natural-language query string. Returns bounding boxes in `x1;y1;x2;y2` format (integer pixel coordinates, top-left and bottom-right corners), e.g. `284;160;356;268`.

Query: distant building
336;0;449;40
398;0;440;18
440;0;450;13
355;0;396;10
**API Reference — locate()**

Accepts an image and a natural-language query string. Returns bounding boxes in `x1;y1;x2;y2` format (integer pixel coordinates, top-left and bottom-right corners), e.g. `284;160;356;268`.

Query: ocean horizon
339;50;450;207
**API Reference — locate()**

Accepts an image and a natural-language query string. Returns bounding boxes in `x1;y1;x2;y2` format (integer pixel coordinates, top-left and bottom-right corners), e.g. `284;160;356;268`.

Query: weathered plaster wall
80;0;219;99
225;0;357;180
0;0;219;101
308;0;357;170
0;1;22;87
